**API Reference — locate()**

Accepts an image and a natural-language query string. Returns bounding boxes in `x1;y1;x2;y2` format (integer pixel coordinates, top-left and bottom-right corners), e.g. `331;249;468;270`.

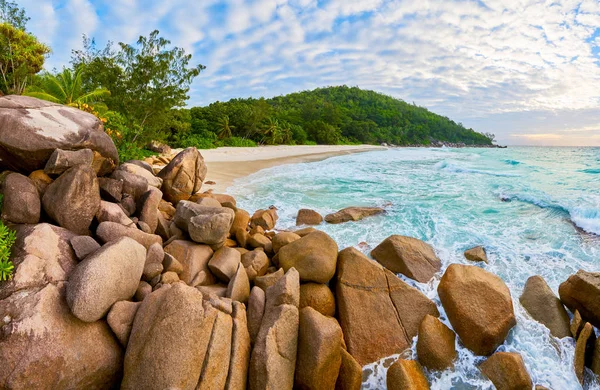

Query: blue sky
20;0;600;146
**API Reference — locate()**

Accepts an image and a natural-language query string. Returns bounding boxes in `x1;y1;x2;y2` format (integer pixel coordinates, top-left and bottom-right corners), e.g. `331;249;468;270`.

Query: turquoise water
229;146;600;389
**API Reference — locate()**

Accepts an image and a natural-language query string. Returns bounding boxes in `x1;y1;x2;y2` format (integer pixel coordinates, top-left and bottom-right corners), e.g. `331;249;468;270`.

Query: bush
216;137;257;147
175;133;217;149
0;195;16;281
303;140;317;146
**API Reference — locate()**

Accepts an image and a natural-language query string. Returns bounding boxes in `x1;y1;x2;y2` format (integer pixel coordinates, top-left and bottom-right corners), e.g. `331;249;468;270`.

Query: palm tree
24;65;110;107
217;115;235;139
262;118;282;145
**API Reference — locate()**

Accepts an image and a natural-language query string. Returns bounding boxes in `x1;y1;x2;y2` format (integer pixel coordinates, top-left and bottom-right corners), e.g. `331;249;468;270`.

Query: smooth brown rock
1;172;40;224
296;208;323;225
295;307;343;390
98;177;122;202
96;200;135;227
279;231;338;283
96;221;162;249
0;95;118;173
336;248;439;365
371;235;441;283
272;231;301;253
559;270;600;328
520;275;570;338
66;237;146;322
250;208;278;230
386;359;430;390
44;148;93;175
138;186;162;233
135;281;152;301
120;194;137;216
174;200;235;245
28;169;53;195
161;271;180;284
143;262;163;281
574;322;596;384
196;196;222;208
164;239;215;286
42;164;100;235
111;169;148;201
300;282;336;317
247;286;266;345
416;314;456;370
0;223;122;389
294;227;317;237
241;249;270;281
70;235;101;260
122;284;212;390
162;253;184;274
197;284;228;298
158;147;207;203
335;349;363;390
247;232;272;252
231;209;250;234
571;310;585;338
324;206;384;224
209;246;242;282
464;246;488;263
227;263;251;303
198;299;233;389
249;268;300;389
120;162;162;188
107;300;141;346
438;264;515;356
254;267;285;291
480;352;533;390
226;301;251;390
145;242;164;265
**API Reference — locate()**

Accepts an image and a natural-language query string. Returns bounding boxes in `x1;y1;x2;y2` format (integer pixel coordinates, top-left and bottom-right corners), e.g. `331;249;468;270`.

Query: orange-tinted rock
480;352;533;390
386;359;430;390
416;314;456;370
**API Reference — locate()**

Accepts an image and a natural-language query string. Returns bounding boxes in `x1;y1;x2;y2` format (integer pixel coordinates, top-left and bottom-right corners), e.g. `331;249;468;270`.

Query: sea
228;146;600;390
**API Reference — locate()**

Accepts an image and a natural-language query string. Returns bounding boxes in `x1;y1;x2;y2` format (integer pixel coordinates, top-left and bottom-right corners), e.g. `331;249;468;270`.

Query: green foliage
0;194;15;281
0;0;29;30
175;133;217;149
181;86;492;147
216;137;257;147
102;110;154;161
0;22;50;94
25;65;110;106
72;31;205;144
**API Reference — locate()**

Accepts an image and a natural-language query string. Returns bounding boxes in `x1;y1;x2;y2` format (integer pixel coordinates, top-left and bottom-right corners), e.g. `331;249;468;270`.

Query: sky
19;0;600;146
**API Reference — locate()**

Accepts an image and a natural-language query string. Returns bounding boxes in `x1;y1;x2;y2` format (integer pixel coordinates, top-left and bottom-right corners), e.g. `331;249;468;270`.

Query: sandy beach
198;145;385;192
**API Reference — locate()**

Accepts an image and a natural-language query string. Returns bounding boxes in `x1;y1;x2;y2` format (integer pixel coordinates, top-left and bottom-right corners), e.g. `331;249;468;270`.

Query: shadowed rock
1;172;40;224
520;275;570;338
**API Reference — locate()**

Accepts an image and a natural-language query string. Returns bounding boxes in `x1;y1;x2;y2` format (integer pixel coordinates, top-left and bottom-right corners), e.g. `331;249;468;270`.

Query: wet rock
559;270;600;328
294;227;318;237
1;173;40;224
324;206;384;224
386;359;430;390
279;231;338;283
66;237;146;322
107;300;141;346
241;249;270;281
464;246;488;263
574;322;596;384
70;235;101;260
299;282;336;317
371;235;441;283
44;148;93;175
208;246;242;282
571;310;585;338
520;275;570;338
0;95;118;173
295;306;343;390
96;221;162;249
336;248;439;365
42;164;100;235
164;239;215;286
438;264;515;356
416;314;456;370
296;208;323;225
157;147;207;203
480;352;533;390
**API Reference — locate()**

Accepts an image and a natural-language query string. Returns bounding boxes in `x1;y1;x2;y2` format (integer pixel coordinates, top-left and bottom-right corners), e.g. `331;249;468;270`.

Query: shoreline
198;145;386;192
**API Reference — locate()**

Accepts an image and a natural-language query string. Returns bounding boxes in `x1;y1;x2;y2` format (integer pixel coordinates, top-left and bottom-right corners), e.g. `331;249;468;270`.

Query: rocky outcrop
386;359;430;390
241;249;269;281
1;172;40;224
480;352;532;390
66;237;146;322
416;314;456;370
324;206;384;224
464;246;487;263
42;164;100;235
278;231;338;283
559;270;600;328
227;263;251;303
250;208;278;230
371;235;441;283
44;148;94;175
119;162;163;188
107;300;141;346
209;246;242;282
249;268;300;389
174;200;235;245
299;282;336;317
96;221;162;249
157;147;207;203
272;231;301;253
438;264;515;356
520;275;570;338
0;95;118;173
336;247;439;365
163;239;215;286
336;349;363;390
296;208;323;225
295;307;343;390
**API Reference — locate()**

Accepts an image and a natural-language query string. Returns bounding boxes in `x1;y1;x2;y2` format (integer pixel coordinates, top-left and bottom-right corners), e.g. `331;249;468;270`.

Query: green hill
170;86;493;148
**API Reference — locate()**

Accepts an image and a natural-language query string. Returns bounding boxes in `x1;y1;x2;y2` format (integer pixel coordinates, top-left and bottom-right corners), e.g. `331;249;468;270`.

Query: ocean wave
435;160;520;177
504;159;521;165
579;168;600;174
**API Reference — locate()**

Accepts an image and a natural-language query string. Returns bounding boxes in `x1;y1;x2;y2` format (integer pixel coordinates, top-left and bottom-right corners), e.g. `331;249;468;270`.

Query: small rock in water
324;206;384;224
464;246;488;263
296;209;323;226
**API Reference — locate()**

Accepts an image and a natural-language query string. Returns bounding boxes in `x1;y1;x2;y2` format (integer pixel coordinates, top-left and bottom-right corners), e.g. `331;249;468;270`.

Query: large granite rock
157;147;207;203
66;237;146;322
241;249;270;281
336;349;363;390
227;301;252;390
44;148;94;175
247;286;266;345
295;307;343;390
559;270;600;328
122;284;212;390
119;162;162;188
198;297;233;389
324;206;384;224
1;172;40;224
520;275;570;338
96;221;162;249
386;359;430;390
296;208;323;225
336;247;439;365
278;231;338;283
249;268;300;389
371;235;441;283
480;352;533;390
174;200;235;245
42;164;100;235
438;264;516;356
299;282;336;317
416;314;457;371
0;95;118;173
164;239;215;286
0;224;122;389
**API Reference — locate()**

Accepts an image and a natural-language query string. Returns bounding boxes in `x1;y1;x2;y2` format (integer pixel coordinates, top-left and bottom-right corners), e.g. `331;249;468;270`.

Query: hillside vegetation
170;86;494;148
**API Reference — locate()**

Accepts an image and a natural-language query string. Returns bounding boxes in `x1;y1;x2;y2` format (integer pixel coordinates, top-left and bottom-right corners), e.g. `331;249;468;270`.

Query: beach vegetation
0;194;15;282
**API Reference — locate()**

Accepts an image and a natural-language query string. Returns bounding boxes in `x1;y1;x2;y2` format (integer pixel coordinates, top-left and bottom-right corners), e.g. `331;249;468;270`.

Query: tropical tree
0;22;49;94
262;118;282;145
0;0;29;30
217;116;234;139
25;65;110;106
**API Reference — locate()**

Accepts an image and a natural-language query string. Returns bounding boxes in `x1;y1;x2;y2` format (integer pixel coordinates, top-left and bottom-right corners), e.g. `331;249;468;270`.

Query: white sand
198;145;385;193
